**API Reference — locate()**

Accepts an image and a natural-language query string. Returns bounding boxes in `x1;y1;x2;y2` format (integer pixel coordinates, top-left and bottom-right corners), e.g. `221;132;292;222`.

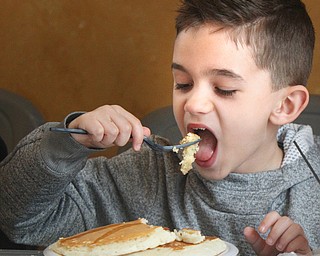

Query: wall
305;0;320;94
0;0;178;122
0;0;319;155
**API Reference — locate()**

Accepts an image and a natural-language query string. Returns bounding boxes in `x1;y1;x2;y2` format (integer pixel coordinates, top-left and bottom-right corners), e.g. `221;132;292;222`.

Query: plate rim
44;240;239;256
222;241;239;256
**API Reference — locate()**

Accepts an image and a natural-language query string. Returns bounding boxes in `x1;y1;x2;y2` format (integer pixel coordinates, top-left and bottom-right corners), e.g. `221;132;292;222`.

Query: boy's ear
269;85;309;126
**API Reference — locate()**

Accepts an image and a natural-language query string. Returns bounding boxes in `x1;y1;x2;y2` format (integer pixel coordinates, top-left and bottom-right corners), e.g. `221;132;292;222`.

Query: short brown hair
175;0;315;90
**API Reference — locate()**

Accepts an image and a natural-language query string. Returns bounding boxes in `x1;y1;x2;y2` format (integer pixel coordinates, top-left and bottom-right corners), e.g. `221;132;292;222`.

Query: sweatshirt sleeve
0;122;99;246
0;118;179;247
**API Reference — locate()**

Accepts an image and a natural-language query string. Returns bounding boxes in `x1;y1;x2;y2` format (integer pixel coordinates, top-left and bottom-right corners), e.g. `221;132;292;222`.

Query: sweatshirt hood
277;123;314;167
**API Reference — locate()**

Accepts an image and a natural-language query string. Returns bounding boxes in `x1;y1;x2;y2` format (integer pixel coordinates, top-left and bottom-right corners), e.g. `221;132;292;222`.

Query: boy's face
172;24;285;180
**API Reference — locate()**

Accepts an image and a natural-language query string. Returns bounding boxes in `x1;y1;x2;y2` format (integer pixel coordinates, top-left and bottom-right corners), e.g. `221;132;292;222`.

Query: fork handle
49;127;88;134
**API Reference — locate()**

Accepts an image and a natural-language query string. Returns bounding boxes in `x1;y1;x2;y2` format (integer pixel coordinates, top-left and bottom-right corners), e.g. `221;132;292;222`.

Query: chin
195;165;229;181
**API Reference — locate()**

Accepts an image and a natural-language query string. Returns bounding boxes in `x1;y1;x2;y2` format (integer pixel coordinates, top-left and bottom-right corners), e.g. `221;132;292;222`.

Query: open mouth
192;127;217;164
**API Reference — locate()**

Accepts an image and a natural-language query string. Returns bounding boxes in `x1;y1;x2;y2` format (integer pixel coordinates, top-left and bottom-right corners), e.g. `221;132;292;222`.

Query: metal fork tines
142;135;200;152
49;127;201;152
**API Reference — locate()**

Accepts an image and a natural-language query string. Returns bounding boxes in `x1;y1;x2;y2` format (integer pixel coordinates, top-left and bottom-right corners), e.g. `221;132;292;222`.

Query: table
0;250;43;256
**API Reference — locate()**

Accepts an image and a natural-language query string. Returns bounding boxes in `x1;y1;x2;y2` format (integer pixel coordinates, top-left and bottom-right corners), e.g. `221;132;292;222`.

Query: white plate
221;242;239;256
43;241;239;256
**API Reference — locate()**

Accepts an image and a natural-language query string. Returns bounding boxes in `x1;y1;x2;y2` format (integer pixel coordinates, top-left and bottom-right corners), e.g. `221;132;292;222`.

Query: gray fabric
0;122;320;255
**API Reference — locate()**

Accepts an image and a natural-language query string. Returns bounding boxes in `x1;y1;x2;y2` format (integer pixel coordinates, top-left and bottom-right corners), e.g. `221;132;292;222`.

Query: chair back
295;94;320;135
0;89;45;153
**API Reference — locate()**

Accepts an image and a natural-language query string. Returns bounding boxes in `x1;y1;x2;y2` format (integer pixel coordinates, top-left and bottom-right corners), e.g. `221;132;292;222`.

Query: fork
49;127;201;152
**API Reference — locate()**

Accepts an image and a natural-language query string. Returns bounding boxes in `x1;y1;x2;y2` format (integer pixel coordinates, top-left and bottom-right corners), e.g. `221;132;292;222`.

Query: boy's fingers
258;212;310;254
259;211;281;233
265;216;293;246
284;235;311;254
244;226;280;256
68;105;147;149
244;227;265;252
131;127;151;151
110;105;147;149
275;225;310;253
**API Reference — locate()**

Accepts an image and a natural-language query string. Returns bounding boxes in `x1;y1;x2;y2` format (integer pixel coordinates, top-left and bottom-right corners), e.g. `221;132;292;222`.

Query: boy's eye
215;87;236;97
174;83;192;90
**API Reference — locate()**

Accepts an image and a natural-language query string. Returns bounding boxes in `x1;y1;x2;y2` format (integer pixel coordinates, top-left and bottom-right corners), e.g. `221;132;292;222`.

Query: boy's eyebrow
171;62;244;81
171;63;187;72
205;68;244;81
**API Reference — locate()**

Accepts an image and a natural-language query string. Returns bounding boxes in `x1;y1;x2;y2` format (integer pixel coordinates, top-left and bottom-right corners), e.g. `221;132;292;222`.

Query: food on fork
178;132;200;175
49;219;227;256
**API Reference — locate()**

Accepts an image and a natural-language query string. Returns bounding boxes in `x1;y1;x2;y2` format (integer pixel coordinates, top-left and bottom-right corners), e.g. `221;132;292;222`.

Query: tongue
195;130;216;162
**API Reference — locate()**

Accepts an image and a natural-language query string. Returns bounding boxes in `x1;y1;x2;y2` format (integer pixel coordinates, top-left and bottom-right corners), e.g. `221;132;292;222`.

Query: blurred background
0;0;319;156
0;0;178;121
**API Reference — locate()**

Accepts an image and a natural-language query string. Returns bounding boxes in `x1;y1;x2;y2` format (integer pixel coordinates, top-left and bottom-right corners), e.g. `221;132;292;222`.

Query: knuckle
132;117;142;127
282;216;293;225
91;124;104;135
114;138;127;147
122;123;132;134
111;104;123;112
107;126;119;137
269;211;280;218
293;222;304;233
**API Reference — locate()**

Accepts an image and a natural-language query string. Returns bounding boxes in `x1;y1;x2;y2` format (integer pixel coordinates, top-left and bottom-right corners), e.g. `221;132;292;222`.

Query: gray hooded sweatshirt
0;122;319;255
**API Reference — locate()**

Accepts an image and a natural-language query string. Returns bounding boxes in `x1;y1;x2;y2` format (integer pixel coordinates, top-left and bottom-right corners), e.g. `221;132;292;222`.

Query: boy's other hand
68;105;150;151
244;211;311;256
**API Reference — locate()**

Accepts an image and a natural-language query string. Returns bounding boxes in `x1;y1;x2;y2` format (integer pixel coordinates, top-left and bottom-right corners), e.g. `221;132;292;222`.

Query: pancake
50;218;176;256
127;236;227;256
50;219;227;256
174;228;205;244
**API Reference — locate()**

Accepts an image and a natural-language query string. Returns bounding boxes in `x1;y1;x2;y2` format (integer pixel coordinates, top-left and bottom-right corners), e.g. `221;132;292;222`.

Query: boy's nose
184;88;214;115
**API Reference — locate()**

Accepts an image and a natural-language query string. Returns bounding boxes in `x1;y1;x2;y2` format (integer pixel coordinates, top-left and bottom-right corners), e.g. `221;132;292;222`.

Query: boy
0;0;319;255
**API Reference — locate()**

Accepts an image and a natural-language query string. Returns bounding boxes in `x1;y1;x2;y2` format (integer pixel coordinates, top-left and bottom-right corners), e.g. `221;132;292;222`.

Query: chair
0;136;7;162
0;89;45;153
295;94;320;135
0;89;44;249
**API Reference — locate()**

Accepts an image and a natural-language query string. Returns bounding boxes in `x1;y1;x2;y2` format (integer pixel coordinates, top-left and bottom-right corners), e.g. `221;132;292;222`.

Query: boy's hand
68;105;150;151
244;211;311;256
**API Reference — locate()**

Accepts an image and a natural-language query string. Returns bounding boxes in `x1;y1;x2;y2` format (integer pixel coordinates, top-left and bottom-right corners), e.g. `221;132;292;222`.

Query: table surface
0;250;43;256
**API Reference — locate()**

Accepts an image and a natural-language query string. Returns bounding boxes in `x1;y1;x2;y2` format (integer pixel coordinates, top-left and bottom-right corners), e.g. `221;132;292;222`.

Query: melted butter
58;219;157;247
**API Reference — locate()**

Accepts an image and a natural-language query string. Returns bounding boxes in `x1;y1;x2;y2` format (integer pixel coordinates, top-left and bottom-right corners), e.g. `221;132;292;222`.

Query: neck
237;139;284;174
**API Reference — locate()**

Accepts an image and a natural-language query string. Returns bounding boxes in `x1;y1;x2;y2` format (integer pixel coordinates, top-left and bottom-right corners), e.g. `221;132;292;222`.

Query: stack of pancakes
50;218;227;256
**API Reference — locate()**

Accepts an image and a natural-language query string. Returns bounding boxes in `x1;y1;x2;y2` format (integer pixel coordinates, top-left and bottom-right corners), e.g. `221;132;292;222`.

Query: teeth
193;128;206;133
192;128;206;135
